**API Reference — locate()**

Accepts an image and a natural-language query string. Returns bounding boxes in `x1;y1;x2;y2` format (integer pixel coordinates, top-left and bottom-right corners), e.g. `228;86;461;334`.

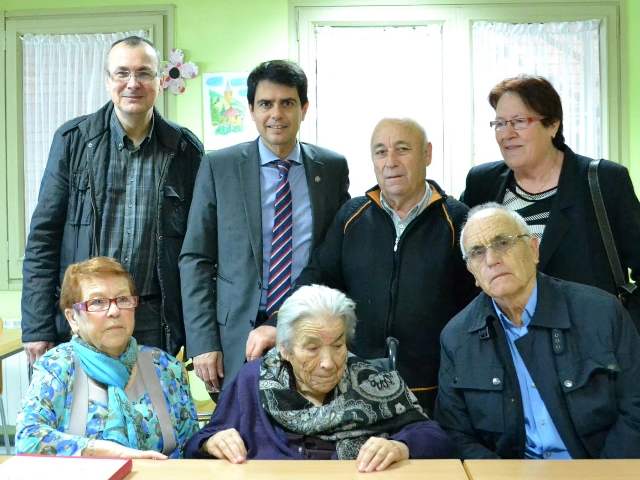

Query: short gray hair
105;35;162;76
460;202;532;258
277;284;357;353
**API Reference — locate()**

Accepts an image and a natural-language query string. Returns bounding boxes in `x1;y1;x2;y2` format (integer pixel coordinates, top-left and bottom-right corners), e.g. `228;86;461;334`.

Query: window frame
1;6;174;288
290;0;625;197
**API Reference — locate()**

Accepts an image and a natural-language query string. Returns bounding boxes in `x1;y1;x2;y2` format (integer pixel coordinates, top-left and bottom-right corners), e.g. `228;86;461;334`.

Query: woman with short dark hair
462;74;640;331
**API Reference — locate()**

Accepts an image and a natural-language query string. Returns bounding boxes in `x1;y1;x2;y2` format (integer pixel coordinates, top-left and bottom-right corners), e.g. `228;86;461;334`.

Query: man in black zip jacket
292;118;478;414
21;36;203;363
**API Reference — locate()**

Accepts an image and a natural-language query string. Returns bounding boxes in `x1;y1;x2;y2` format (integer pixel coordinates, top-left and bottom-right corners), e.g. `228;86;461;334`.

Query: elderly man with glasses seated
16;257;199;458
434;203;640;460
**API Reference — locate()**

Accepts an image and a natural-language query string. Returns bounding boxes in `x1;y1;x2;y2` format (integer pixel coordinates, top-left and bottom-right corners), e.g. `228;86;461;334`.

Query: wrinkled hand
193;351;224;392
356;437;410;472
202;428;247;463
87;439;168;459
245;326;276;362
24;341;55;365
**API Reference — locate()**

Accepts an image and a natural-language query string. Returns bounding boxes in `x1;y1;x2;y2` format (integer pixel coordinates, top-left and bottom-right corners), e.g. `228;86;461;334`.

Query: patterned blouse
15;343;199;458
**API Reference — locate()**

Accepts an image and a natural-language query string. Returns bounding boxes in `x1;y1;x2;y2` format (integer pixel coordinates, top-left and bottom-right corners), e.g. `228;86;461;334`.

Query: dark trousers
132;297;164;351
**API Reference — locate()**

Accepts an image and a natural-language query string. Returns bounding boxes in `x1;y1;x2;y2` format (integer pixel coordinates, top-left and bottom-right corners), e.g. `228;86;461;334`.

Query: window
315;25;444;196
291;2;622;198
0;6;174;288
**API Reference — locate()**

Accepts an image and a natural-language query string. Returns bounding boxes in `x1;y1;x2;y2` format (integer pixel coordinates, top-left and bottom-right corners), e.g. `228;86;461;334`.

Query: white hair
277;284;357;353
460;202;533;258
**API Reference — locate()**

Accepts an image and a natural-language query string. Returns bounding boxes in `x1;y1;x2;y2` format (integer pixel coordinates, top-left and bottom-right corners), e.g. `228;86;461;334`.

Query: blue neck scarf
71;336;146;450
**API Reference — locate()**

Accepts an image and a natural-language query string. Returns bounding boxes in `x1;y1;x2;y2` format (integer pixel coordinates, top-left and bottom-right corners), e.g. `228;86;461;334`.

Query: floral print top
16;343;199;458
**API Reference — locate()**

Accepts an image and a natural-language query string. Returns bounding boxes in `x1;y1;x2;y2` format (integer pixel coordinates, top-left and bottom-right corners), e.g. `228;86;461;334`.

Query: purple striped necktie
266;159;293;317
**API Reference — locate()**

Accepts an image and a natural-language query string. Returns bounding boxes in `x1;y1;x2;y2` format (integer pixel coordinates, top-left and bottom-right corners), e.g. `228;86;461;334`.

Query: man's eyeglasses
463;235;530;265
107;70;158;84
490;116;546;132
72;296;139;312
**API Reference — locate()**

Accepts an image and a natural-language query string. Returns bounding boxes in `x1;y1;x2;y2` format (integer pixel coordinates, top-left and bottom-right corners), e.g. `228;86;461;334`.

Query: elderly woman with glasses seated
16;257;199;458
185;284;453;472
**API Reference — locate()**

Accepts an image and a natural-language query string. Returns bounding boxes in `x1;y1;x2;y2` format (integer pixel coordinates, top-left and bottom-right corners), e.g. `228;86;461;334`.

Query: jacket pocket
68;172;92;226
559;351;619;436
162;184;187;237
453;365;506;433
216;300;230;326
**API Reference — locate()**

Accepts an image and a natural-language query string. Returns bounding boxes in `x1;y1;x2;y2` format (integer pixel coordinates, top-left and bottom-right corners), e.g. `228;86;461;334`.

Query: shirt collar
258;137;302;165
380;181;432;219
493;282;538;330
110;110;154;151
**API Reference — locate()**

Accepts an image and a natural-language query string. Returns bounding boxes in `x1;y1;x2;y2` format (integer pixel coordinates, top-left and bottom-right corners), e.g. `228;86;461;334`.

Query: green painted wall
0;0;291;137
0;0;638;319
0;0;291;317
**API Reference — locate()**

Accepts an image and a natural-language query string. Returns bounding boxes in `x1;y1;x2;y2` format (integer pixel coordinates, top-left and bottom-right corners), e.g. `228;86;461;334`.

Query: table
0;328;22;362
128;459;468;480
0;457;468;479
463;459;640;480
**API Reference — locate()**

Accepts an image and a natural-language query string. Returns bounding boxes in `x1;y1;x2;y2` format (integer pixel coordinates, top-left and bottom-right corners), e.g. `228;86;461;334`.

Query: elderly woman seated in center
16;257;199;458
185;284;453;471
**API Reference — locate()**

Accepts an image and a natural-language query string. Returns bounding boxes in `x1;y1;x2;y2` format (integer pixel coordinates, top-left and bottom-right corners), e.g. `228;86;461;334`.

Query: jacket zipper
383;195;445;340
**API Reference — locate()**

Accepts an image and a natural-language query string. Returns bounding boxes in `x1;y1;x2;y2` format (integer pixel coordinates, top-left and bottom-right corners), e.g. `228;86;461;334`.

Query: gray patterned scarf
259;348;428;459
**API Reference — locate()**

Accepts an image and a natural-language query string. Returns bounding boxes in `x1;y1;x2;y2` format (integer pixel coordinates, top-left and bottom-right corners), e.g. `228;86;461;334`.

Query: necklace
536;149;560;193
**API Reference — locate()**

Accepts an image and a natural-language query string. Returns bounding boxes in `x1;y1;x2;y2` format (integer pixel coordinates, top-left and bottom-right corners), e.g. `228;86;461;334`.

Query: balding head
370;118;432;215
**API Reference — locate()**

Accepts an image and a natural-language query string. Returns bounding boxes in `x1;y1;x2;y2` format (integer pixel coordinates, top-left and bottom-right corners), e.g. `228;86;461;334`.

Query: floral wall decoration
162;48;199;94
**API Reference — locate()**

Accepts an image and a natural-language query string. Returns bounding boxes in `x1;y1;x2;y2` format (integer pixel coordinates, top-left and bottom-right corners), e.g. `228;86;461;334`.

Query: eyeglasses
463;235;530;265
72;296;139;312
107;70;158;84
490;116;546;132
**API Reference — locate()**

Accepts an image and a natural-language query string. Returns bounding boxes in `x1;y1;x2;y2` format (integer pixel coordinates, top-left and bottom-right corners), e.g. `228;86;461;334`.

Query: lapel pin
315;176;321;182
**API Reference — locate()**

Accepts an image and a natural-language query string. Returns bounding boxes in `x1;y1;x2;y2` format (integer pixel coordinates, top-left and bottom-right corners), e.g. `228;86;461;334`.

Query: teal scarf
71;336;146;450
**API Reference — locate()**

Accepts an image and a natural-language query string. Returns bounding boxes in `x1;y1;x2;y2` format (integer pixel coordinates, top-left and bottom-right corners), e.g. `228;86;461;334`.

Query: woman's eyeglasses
72;296;139;312
490;116;546;132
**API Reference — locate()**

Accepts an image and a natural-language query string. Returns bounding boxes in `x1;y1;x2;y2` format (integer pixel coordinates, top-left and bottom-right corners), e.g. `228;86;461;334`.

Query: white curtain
316;25;443;196
472;20;601;165
21;30;147;234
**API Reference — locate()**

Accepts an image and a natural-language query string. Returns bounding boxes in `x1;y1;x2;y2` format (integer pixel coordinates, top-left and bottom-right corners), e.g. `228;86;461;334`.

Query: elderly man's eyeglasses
490;117;546;132
108;70;158;84
463;235;530;265
72;296;139;312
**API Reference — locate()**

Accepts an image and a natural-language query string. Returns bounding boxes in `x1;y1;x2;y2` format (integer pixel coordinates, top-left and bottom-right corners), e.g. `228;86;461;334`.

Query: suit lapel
239;140;263;275
538;153;578;270
301;144;326;248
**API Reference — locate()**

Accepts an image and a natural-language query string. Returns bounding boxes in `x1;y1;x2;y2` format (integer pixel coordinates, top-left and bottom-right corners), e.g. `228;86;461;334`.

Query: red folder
0;454;132;480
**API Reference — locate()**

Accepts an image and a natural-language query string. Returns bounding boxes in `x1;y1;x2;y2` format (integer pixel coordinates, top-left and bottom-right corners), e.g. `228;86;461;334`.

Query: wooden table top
0;328;22;361
464;459;640;480
0;457;467;479
124;459;468;480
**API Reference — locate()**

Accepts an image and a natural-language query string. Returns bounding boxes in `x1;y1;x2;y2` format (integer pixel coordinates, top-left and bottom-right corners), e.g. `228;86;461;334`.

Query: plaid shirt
99;113;168;295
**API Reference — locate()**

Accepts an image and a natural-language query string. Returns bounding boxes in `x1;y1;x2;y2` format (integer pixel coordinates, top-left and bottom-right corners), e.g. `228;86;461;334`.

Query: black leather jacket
21;102;203;354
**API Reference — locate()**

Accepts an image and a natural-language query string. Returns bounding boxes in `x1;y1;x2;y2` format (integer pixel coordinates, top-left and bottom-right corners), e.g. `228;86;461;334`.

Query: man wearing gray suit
179;60;350;392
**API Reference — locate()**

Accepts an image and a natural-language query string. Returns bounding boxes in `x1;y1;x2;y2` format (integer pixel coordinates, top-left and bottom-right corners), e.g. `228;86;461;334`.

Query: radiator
3;351;29;425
